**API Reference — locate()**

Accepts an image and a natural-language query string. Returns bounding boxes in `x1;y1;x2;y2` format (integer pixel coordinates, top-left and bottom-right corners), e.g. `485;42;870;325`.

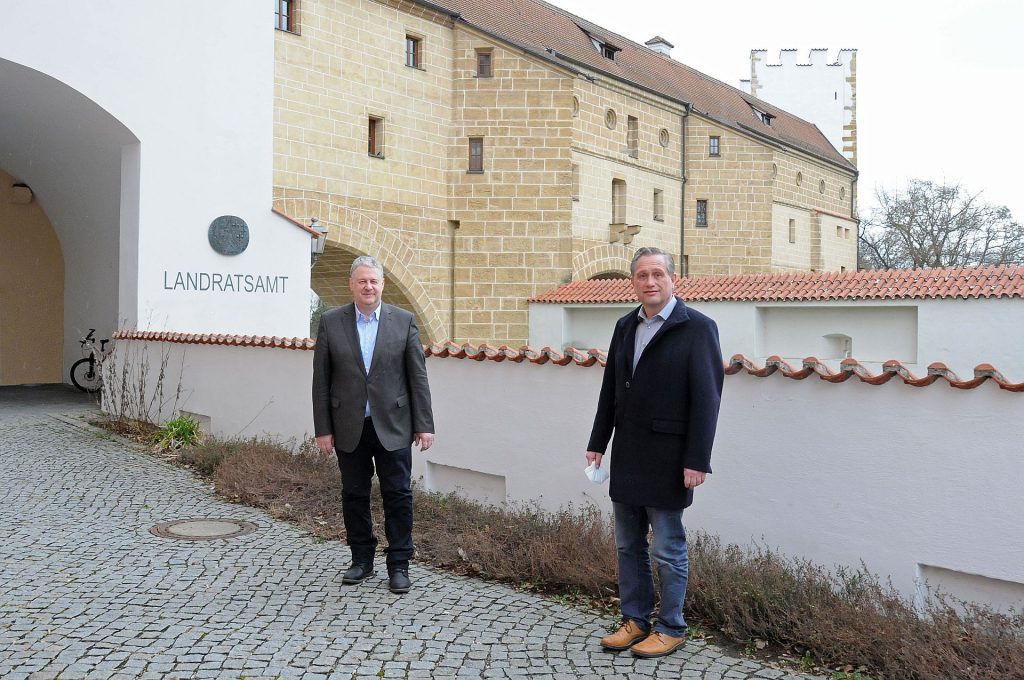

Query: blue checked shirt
356;304;381;417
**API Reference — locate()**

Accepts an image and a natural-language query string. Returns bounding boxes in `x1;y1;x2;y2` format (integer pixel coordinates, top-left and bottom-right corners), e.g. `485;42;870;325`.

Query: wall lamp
310;218;328;267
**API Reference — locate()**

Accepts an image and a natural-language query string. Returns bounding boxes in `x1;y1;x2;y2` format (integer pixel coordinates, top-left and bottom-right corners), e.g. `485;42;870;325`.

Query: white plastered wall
529;297;1024;383
418;354;1024;608
0;2;310;349
107;341;315;442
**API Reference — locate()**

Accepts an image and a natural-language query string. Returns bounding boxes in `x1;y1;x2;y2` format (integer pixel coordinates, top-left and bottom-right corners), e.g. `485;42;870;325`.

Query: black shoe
388;568;411;594
342;563;375;584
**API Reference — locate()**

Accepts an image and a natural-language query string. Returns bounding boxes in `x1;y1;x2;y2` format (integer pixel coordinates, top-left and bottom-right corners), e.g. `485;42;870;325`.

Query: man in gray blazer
313;255;434;594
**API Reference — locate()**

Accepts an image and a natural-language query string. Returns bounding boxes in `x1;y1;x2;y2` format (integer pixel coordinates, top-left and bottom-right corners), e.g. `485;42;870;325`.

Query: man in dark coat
587;247;724;658
313;255;434;594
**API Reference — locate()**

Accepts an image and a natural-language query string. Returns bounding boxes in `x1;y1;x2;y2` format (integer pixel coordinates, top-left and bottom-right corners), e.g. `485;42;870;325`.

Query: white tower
739;48;857;166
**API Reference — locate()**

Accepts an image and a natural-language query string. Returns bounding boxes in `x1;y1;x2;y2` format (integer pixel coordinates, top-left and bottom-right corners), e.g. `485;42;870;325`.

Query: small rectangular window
837;225;843;237
612;179;626;224
696;199;708;227
627;116;639;158
406;36;421;68
845;228;851;239
476;50;492;77
368;117;384;157
788;218;796;243
275;0;297;32
468;137;484;173
709;136;720;157
653;189;664;221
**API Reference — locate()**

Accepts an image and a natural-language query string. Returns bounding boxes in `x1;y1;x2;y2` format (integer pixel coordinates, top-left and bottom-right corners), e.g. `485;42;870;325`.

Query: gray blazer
312;303;434;453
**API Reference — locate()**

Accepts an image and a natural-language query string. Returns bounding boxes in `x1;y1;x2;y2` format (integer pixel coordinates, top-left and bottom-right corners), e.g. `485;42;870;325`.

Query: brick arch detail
274;196;446;342
572;244;634;281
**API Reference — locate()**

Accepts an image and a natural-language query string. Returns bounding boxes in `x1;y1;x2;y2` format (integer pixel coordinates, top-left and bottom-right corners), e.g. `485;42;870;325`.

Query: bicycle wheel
70;358;101;393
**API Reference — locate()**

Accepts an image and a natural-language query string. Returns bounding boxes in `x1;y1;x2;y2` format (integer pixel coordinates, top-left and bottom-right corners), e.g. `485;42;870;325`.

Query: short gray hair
630;247;675;276
350;255;384;278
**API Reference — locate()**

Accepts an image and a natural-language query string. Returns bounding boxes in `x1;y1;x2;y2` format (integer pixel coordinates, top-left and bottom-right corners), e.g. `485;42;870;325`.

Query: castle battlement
744;48;858;166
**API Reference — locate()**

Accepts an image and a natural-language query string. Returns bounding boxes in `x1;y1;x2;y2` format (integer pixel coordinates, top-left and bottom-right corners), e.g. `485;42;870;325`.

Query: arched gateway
0;57;139;385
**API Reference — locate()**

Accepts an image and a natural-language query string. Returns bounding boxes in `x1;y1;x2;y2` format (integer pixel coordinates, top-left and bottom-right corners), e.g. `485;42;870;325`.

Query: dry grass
93;416;160;442
104;430;1024;679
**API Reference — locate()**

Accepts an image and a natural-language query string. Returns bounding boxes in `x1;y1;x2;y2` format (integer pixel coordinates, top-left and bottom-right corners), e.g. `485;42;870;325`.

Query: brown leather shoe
600;619;648;650
630;631;686;658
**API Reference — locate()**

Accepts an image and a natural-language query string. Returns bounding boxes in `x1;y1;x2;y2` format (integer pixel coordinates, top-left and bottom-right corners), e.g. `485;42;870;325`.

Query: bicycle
70;329;109;393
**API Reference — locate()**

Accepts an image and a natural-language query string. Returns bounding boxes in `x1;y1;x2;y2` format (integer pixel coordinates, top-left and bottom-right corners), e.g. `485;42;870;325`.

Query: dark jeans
336;418;414;570
613;502;689;637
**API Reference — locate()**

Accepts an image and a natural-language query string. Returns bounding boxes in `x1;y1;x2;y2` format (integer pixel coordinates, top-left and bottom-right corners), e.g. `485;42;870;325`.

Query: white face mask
585;461;609;484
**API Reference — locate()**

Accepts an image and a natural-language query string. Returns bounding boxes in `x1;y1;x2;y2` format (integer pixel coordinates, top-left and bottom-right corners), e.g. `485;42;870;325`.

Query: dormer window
749;103;774;126
588;34;620;60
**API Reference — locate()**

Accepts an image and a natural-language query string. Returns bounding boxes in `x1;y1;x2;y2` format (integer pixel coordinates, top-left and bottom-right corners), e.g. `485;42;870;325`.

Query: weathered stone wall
447;29;575;344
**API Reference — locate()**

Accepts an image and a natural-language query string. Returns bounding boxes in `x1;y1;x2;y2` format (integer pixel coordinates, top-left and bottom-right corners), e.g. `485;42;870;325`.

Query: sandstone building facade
272;0;858;345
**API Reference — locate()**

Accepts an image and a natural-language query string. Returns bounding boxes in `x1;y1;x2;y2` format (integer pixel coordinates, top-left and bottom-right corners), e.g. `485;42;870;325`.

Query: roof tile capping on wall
113;330;315;350
530;265;1024;304
112;334;1024;391
422;342;1024;392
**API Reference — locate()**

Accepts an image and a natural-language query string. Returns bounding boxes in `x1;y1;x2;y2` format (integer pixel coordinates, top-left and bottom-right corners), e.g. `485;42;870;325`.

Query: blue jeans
612;502;689;637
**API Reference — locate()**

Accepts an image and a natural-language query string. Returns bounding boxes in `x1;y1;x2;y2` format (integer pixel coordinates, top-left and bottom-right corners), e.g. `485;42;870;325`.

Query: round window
796;171;803;186
572;96;580;117
605;108;617;129
819;179;826;194
659;128;670;147
840;186;846;200
771;163;778;180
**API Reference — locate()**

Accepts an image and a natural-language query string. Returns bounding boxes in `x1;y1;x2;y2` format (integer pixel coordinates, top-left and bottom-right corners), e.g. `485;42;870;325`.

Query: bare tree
858;180;1024;270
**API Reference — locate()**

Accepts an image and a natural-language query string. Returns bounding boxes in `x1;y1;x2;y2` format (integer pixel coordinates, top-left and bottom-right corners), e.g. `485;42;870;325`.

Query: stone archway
573;243;634;281
311;244;430;339
277;195;445;343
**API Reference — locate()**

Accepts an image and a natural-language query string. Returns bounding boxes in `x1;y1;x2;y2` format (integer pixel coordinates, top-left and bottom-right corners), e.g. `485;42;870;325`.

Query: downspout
450;221;458;340
851;172;859;269
680;104;690;275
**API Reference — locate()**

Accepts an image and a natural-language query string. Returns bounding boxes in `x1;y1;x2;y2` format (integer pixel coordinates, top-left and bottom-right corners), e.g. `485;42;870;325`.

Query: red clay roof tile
530;265;1024;304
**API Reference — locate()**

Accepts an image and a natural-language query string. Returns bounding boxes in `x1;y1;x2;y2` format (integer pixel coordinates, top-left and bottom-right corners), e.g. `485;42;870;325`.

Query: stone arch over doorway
573;244;634;281
0;58;139;384
277;196;445;343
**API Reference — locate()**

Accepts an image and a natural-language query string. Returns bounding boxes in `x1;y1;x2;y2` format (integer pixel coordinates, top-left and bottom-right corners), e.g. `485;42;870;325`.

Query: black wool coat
587;298;724;510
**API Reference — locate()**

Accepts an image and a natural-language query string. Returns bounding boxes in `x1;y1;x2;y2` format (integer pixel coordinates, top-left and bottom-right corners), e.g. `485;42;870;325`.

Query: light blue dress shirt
633;296;676;373
356;304;381;417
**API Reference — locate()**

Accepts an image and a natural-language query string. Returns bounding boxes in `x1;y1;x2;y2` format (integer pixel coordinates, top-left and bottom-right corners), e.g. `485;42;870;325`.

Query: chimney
645;36;674;57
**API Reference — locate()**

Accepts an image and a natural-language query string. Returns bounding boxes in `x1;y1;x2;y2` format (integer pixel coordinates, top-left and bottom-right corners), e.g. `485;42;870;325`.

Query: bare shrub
101;337;183;428
688;533;1024;679
214;438;346;538
414;492;617;599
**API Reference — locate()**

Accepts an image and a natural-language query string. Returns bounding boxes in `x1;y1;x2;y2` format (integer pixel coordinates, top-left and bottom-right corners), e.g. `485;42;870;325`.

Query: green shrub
151;414;203;451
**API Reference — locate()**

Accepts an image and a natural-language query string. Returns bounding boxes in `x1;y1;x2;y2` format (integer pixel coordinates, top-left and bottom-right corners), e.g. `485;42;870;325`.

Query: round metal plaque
208;215;250;256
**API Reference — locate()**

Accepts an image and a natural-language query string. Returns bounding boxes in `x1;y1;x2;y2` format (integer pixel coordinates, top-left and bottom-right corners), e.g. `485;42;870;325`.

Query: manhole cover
150;518;257;541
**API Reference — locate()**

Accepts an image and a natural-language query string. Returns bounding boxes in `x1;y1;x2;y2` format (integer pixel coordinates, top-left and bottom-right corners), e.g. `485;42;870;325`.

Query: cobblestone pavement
0;386;825;680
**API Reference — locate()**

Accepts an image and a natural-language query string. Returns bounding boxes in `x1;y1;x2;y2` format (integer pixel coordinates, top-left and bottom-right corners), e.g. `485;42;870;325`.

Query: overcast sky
548;0;1024;221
